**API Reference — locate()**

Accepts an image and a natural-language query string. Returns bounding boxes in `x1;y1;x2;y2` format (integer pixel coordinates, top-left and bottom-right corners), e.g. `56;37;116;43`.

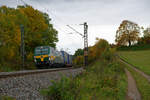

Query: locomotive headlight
34;59;37;62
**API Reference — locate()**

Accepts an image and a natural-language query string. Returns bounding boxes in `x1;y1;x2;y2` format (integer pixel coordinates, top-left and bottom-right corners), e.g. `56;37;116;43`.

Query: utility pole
67;22;88;67
83;22;88;67
20;25;25;69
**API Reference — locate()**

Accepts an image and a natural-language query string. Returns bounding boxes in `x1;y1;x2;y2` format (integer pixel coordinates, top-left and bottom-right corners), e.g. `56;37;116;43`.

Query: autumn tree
0;5;58;70
73;38;115;65
115;20;140;46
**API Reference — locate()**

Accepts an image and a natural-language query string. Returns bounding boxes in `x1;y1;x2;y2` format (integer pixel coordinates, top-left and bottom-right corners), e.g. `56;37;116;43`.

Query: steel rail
0;67;76;79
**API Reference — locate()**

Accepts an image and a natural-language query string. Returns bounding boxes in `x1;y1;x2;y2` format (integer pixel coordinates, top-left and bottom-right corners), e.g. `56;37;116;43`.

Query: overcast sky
0;0;150;54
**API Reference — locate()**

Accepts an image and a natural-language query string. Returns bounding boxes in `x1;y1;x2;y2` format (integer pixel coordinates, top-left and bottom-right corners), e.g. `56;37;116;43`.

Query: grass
119;50;150;75
120;61;150;100
0;96;16;100
0;65;15;72
41;59;127;100
0;62;36;72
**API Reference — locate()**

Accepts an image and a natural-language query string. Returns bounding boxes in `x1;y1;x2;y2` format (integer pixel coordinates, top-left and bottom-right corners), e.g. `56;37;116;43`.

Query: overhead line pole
67;22;88;68
20;25;25;69
83;22;88;67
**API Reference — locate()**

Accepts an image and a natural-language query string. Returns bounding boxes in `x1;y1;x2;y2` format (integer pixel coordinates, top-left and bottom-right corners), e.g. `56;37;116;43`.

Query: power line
20;0;28;5
66;25;84;37
45;9;66;24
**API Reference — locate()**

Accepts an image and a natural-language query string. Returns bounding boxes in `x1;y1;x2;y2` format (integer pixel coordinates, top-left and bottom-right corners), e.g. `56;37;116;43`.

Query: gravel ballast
0;68;83;100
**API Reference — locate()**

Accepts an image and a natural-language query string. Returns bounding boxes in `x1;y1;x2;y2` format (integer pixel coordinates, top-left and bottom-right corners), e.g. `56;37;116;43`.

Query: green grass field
119;50;150;75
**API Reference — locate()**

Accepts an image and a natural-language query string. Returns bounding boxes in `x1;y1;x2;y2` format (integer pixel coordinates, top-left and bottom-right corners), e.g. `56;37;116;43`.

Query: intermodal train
34;46;72;68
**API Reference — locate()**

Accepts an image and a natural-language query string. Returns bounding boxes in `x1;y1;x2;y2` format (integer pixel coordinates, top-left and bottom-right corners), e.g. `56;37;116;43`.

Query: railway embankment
0;68;83;100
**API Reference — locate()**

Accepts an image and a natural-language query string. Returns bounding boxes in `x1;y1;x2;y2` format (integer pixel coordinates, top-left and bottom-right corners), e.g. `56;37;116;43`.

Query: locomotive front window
35;49;41;55
35;47;49;55
41;48;48;54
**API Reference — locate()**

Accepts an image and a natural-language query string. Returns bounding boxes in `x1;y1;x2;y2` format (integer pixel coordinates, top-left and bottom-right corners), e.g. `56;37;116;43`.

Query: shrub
40;76;79;100
101;48;116;61
117;44;150;51
73;38;114;66
73;55;84;66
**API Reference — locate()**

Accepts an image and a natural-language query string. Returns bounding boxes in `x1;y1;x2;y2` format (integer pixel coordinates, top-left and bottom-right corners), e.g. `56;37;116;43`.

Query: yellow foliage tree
115;20;140;46
0;5;58;70
74;38;113;66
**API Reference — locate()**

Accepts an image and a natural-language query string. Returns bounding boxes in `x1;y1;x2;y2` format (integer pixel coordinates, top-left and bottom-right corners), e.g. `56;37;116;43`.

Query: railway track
0;67;83;100
0;67;76;79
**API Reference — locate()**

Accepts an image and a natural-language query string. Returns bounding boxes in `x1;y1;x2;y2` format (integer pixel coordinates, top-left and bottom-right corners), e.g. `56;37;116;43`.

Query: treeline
73;38;115;66
0;5;58;71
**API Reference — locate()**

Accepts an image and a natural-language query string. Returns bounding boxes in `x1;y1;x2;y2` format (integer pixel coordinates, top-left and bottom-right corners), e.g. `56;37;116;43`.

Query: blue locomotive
34;46;72;68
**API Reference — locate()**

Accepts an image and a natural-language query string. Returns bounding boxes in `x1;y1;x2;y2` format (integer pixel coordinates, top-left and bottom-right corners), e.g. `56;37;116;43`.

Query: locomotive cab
34;46;65;68
34;46;51;68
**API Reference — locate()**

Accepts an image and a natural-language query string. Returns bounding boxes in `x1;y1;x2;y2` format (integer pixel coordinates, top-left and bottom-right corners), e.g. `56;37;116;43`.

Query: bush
117;44;150;51
73;38;114;66
41;59;127;100
40;76;80;100
73;56;84;67
101;48;116;61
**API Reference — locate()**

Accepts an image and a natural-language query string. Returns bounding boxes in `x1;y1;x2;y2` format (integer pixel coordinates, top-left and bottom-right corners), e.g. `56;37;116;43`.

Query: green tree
74;49;84;57
143;27;150;37
138;27;150;45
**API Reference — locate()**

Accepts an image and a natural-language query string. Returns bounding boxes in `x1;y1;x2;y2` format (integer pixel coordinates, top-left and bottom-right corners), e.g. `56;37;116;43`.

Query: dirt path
125;68;141;100
120;58;150;82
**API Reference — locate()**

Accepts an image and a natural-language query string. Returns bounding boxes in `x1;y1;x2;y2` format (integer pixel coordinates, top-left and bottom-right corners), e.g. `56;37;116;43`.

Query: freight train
34;46;72;68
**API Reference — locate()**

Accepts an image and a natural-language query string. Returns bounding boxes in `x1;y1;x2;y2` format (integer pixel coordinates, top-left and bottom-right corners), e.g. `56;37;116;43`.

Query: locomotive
34;46;72;68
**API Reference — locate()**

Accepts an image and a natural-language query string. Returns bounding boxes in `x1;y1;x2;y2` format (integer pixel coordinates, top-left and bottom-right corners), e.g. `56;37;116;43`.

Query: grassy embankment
119;61;150;100
119;50;150;75
0;62;36;72
0;96;16;100
0;65;15;72
41;59;127;100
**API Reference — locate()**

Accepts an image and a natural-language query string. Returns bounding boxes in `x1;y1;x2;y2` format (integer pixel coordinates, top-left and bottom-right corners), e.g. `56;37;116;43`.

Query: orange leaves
19;6;48;33
116;20;140;46
73;56;84;65
74;38;111;65
27;52;33;61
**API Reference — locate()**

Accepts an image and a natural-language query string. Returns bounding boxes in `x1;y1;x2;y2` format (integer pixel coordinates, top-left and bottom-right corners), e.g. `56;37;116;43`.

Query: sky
0;0;150;54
